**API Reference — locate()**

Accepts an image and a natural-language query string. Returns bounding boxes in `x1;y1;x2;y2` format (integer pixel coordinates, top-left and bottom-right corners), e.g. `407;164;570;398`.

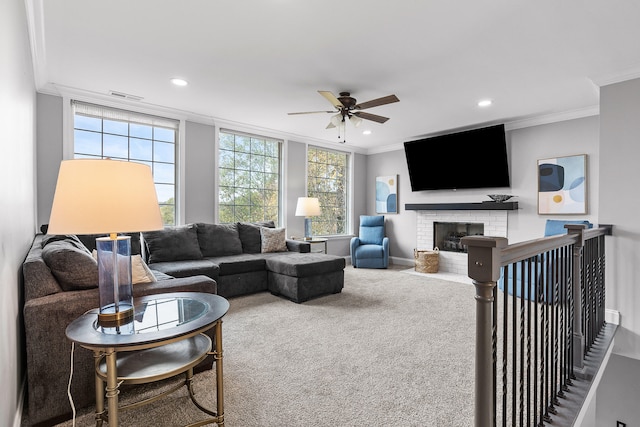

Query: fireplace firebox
433;222;484;253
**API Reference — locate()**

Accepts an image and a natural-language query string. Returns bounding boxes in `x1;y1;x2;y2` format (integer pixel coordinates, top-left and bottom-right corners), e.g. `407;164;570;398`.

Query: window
307;146;349;236
72;101;179;225
218;130;281;224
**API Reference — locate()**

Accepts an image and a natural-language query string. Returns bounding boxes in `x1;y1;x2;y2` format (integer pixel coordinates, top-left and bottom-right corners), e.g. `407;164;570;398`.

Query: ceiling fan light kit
288;90;399;143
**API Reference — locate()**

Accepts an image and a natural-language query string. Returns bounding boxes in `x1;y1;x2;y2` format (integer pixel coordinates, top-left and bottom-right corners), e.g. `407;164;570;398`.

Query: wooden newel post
566;224;587;370
461;236;508;427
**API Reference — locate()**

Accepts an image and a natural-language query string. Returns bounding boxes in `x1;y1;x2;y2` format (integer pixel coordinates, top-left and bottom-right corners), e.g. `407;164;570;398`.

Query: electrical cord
67;341;76;427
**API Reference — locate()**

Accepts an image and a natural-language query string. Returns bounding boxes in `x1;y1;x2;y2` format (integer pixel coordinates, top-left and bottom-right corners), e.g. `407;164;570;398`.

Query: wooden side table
297;237;328;254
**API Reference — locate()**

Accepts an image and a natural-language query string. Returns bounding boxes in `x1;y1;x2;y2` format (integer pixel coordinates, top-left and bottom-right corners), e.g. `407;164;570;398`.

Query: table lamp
295;197;321;240
48;159;163;325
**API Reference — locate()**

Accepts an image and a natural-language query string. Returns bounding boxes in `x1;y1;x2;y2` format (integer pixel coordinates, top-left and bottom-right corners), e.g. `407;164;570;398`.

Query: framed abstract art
538;154;587;214
376;175;398;214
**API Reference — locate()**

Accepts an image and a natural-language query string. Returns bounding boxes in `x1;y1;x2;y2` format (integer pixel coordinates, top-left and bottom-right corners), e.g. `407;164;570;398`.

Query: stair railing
462;224;612;427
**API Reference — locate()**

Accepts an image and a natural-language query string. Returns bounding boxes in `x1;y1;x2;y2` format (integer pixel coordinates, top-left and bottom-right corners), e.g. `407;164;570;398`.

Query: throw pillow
92;251;156;284
196;223;243;257
142;224;203;264
42;238;98;291
237;221;275;253
131;254;157;283
260;227;287;253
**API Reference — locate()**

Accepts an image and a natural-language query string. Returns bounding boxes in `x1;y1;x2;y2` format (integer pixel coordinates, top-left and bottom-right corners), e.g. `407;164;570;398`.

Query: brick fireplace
409;202;515;275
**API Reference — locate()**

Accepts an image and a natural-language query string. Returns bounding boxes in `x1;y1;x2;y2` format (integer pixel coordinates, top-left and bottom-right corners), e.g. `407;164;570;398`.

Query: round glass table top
65;292;229;349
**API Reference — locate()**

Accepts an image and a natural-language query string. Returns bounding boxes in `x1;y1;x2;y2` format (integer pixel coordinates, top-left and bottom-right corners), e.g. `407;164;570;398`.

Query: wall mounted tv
404;124;510;191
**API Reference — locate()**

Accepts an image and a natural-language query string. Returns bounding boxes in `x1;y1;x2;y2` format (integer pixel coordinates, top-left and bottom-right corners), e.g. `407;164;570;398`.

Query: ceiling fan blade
354;94;400;110
288;110;335;115
318;90;344;109
353;111;390;124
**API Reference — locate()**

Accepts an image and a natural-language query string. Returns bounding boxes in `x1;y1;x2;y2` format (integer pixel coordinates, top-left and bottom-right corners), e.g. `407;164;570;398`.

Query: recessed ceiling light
477;99;492;107
170;78;188;86
362;130;372;135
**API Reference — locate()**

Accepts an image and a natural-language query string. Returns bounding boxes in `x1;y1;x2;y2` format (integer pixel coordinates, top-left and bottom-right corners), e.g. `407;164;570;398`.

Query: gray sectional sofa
141;221;345;302
22;221;345;426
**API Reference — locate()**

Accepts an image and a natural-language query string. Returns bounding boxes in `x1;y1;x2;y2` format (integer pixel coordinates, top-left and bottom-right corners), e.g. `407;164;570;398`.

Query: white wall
0;0;37;425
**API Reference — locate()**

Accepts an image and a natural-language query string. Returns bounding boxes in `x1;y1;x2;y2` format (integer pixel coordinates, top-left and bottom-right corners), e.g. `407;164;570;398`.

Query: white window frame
306;145;351;237
62;96;186;224
216;128;284;225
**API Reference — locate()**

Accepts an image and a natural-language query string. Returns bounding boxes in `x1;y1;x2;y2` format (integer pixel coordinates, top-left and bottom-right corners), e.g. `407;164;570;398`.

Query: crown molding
25;0;47;89
590;66;640;87
504;105;599;130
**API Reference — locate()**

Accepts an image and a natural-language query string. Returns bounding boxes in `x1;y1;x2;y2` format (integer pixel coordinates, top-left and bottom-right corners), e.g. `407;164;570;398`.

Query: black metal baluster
503;265;509;427
512;268;517;427
526;258;532;427
494;283;499;427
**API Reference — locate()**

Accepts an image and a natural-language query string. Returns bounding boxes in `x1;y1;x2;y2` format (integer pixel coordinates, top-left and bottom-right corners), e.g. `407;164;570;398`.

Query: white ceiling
28;0;640;153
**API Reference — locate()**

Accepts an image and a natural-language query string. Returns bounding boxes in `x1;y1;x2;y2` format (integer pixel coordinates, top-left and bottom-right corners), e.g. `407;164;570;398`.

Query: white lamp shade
48;159;164;235
295;197;321;217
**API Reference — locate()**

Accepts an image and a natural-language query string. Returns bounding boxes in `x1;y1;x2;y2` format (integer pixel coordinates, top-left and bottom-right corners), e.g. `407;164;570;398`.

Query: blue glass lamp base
304;218;313;240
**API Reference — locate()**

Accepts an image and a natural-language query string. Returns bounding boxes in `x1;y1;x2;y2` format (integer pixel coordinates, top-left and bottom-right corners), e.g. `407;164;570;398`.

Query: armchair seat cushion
353;244;385;259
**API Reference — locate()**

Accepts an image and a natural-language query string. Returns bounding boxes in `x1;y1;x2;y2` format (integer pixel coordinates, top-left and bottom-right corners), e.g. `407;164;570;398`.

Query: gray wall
365;115;600;263
595;77;640;426
184;121;216;224
1;0;37;425
285;140;307;239
36;94;63;229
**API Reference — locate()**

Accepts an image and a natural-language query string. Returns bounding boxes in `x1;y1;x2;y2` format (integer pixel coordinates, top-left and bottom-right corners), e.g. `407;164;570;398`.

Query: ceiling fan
288;90;400;131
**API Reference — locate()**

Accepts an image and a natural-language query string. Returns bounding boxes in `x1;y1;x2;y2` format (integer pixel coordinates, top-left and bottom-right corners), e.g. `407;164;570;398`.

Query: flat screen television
404;124;510;191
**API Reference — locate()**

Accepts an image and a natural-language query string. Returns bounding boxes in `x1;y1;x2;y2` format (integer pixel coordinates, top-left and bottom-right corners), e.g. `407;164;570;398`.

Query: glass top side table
66;292;229;427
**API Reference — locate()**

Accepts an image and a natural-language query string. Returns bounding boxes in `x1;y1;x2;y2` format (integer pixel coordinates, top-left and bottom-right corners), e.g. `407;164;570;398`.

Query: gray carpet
55;266;476;426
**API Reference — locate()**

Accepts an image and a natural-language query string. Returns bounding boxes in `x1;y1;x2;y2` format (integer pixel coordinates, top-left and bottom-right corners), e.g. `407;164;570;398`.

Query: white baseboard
605;309;620;325
389;256;414;267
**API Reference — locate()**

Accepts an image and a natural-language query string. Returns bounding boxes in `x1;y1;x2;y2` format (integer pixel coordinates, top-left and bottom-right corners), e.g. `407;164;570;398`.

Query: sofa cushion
143;225;203;263
148;259;219;279
41;237;98;291
265;253;346;278
196;223;243;257
206;254;267;276
261;227;287;253
237;221;275;253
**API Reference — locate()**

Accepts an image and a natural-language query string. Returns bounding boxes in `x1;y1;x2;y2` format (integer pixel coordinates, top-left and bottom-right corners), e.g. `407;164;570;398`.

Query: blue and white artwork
376;175;398;214
538;154;586;214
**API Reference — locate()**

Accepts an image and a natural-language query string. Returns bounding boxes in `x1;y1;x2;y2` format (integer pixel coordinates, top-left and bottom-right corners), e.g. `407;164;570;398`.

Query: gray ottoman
265;253;345;303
